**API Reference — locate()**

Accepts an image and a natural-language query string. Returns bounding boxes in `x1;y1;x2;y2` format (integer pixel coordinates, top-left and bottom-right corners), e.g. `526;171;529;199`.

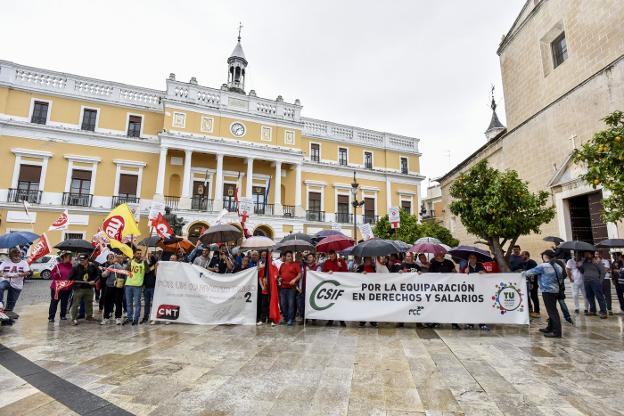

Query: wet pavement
0;283;623;415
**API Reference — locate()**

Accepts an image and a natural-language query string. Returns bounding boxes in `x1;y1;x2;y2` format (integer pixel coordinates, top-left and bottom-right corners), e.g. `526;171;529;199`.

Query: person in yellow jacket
125;249;147;325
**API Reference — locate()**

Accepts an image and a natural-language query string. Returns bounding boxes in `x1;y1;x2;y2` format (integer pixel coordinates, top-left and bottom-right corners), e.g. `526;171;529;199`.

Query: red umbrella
408;242;447;256
316;234;354;253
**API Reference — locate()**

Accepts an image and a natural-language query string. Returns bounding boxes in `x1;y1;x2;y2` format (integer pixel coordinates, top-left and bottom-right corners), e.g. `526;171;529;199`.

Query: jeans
542;292;561;336
602;279;612;311
557;298;571;321
572;280;588;311
48;288;71;320
585;279;607;314
0;280;21;311
125;285;142;322
143;287;154;320
279;287;297;324
70;288;93;320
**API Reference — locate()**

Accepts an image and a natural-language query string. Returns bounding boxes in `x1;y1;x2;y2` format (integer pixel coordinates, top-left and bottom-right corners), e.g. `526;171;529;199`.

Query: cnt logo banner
151;262;258;325
306;271;529;325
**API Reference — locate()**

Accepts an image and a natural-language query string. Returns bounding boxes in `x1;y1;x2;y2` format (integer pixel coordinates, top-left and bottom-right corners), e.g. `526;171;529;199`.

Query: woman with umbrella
321;250;348;327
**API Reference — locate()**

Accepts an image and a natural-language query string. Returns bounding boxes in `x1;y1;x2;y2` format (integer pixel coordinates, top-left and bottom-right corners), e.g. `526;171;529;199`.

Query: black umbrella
596;239;624;248
543;236;564;244
448;245;493;262
199;224;242;244
138;235;182;247
54;239;94;253
274;239;315;253
389;240;412;253
351;238;401;258
558;240;596;252
281;232;314;243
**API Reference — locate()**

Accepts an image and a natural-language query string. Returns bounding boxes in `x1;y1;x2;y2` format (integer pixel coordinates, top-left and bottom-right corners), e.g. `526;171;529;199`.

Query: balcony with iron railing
282;205;295;218
254;203;274;216
224;200;238;213
335;212;353;224
7;188;42;204
191;196;214;211
306;210;325;222
164;195;180;210
112;194;139;207
62;192;92;207
363;214;379;224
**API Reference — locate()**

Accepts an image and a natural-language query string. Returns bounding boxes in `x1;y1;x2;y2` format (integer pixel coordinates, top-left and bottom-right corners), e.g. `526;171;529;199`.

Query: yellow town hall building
0;37;423;244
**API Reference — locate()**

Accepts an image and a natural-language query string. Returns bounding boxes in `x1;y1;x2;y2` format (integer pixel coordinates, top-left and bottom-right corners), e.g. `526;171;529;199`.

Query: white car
29;255;59;280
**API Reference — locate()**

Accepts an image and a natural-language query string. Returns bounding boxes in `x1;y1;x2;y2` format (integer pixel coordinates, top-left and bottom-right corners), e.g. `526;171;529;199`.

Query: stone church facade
439;0;624;256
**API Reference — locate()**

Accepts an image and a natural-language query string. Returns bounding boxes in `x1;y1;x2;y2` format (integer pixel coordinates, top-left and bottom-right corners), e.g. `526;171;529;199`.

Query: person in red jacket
322;251;347;327
48;253;74;322
322;251;347;273
278;251;301;326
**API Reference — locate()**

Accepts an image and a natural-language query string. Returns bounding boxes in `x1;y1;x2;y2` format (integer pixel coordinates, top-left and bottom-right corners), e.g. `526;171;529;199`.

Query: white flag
23;200;32;219
49;210;69;231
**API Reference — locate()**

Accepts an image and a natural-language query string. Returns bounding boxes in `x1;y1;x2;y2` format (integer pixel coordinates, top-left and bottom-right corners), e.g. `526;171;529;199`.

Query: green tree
573;111;624;223
449;160;555;271
373;209;459;247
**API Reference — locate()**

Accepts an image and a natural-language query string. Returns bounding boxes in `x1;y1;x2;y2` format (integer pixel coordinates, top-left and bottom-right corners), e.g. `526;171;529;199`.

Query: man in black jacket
68;254;100;325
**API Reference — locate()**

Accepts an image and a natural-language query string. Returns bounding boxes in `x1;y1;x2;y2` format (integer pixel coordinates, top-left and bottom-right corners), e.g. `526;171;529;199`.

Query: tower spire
485;85;506;141
226;23;248;94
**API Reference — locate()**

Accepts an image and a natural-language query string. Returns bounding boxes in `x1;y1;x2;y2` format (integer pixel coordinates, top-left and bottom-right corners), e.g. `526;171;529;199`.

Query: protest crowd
0;203;622;340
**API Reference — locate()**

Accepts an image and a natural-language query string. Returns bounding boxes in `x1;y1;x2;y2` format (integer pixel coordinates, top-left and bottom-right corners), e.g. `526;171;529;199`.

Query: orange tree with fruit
573;111;624;223
449;160;555;271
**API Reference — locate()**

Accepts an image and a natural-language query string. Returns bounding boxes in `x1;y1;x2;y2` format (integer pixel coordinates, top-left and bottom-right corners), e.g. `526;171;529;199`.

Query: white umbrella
240;236;275;250
414;237;442;244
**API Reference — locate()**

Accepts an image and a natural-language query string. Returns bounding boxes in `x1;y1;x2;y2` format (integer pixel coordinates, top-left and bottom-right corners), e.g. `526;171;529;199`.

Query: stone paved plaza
1;281;623;416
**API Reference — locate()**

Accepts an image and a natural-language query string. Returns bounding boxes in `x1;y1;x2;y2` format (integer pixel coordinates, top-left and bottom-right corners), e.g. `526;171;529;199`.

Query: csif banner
151;262;258;325
305;272;529;325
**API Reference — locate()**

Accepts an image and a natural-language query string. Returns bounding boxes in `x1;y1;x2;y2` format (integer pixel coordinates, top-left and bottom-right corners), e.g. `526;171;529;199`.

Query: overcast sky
2;0;525;190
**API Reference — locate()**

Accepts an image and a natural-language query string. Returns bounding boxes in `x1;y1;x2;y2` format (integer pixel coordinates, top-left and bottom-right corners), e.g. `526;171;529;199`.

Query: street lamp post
351;172;365;242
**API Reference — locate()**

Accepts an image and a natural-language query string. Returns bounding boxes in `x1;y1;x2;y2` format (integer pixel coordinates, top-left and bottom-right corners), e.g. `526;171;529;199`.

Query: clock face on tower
230;122;246;137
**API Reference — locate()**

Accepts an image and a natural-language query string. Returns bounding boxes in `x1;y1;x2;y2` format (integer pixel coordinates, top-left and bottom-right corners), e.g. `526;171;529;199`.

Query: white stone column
246;157;254;198
294;163;305;217
386;176;392;212
214;153;224;210
274;161;283;215
154;146;168;201
179;149;193;209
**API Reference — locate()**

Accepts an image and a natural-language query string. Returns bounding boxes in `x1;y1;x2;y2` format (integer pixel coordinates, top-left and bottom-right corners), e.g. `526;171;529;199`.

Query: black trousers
542;292;561;336
48;288;71;320
614;280;624;311
103;286;124;319
528;277;540;313
257;293;269;323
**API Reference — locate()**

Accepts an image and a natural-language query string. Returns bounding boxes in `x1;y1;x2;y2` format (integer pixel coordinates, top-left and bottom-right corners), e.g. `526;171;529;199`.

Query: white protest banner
148;201;166;221
306;272;529;325
238;197;254;218
359;223;374;240
151;262;258;325
388;207;400;229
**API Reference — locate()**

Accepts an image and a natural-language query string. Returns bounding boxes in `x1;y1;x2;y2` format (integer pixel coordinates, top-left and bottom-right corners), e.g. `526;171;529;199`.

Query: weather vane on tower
238;22;243;42
490;84;497;111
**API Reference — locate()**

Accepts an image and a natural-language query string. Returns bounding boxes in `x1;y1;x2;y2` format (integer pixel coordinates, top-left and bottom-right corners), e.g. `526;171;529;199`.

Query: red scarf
52;280;74;300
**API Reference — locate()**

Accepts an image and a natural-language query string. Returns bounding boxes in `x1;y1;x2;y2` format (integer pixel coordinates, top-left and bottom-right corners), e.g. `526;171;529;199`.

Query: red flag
28;234;50;265
151;213;175;239
49;210;69;231
52;280;74;300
